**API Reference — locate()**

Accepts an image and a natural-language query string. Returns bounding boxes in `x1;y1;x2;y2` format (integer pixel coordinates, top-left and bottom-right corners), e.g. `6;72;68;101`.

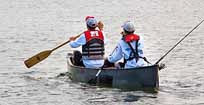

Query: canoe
66;53;159;91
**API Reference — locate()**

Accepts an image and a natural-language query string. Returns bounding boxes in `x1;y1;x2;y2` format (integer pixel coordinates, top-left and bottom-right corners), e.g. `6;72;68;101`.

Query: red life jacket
84;30;104;42
82;30;104;60
123;34;140;42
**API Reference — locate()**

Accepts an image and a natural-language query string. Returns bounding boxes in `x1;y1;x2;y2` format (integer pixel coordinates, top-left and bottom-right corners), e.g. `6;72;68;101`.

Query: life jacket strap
125;41;151;64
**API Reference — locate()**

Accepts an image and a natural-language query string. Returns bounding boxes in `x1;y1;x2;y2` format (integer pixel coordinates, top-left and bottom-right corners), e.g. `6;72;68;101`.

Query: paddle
24;21;104;68
155;19;204;65
24;33;82;68
88;68;102;84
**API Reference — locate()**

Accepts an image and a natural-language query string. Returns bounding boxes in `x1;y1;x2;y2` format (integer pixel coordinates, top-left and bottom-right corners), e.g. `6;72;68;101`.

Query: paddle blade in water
24;50;52;68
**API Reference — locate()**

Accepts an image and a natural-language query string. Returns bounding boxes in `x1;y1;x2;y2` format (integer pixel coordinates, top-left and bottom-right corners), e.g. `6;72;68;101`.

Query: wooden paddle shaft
51;40;71;52
24;33;82;68
51;34;82;52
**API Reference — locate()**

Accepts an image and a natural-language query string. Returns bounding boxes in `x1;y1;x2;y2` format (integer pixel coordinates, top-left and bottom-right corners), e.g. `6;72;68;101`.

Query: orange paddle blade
24;50;52;68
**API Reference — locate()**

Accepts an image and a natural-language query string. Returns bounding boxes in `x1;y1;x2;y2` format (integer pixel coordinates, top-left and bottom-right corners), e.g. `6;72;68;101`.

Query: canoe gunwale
66;54;159;71
66;53;159;91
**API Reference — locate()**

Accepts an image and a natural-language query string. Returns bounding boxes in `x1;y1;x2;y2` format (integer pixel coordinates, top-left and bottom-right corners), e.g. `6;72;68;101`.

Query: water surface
0;0;204;105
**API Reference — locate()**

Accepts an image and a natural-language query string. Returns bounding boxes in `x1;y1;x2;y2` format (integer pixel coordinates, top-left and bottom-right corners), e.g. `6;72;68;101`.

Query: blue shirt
108;35;146;68
69;31;107;68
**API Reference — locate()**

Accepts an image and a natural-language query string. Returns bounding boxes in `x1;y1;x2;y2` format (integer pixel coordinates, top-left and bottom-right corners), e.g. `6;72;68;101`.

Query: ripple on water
1;0;204;105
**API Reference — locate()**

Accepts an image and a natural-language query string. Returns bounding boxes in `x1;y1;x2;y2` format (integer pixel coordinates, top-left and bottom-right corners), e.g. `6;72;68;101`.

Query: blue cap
86;18;97;28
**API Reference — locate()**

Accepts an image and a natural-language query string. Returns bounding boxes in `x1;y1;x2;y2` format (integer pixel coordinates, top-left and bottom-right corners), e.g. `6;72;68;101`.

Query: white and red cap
85;16;97;28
